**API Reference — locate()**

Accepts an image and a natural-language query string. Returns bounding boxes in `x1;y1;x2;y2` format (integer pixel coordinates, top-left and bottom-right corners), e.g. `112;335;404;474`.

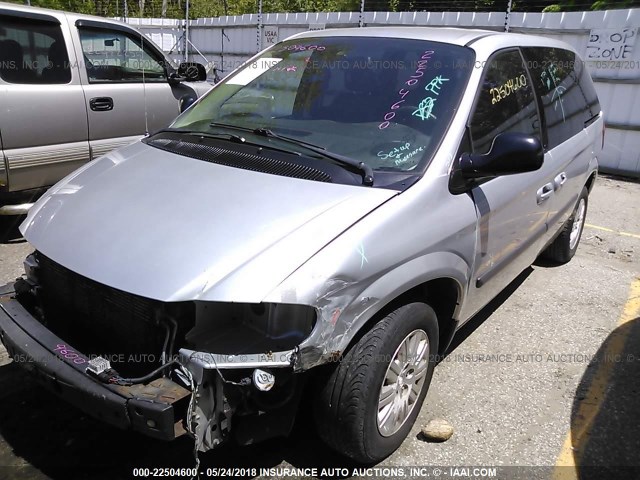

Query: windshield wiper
156;127;301;156
158;127;247;144
253;128;374;186
209;122;265;137
208;123;374;185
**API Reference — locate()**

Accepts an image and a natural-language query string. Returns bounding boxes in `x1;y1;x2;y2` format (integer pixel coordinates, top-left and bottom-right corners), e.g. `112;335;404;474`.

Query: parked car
0;27;602;463
0;2;211;215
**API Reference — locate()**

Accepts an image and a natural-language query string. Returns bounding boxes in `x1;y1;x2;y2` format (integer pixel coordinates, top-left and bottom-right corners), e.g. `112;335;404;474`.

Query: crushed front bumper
0;288;305;450
0;295;191;441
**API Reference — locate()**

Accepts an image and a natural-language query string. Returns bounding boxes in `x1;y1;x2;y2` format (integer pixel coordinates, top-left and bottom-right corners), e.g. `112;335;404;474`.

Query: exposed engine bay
9;251;317;452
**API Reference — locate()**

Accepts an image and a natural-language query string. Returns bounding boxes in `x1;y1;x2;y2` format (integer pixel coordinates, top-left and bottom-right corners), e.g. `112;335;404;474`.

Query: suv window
0;15;71;84
523;47;601;149
469;49;540;155
78;27;166;83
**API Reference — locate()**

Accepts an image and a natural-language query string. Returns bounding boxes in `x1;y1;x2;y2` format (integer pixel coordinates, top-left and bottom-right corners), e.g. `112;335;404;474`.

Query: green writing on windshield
412;75;450;121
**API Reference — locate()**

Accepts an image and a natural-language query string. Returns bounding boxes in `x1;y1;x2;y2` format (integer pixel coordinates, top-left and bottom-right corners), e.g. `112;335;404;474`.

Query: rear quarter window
0;15;71;84
522;47;601;149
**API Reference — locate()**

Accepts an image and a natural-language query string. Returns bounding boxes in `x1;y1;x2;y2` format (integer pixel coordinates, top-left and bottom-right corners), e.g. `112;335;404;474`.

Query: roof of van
289;26;574;51
290;26;494;46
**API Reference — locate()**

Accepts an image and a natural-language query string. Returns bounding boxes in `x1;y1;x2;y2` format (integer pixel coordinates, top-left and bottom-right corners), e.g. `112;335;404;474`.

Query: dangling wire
180;364;202;480
179;352;252;480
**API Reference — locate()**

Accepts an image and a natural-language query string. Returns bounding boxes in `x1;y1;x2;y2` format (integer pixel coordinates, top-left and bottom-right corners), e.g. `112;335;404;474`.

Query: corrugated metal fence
123;9;640;177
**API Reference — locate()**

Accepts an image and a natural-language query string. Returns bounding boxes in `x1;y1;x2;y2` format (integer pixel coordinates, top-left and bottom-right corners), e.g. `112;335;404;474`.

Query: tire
543;186;589;264
314;302;439;464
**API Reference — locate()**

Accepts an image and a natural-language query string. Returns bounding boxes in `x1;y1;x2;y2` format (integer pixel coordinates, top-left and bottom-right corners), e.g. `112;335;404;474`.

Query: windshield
172;36;474;173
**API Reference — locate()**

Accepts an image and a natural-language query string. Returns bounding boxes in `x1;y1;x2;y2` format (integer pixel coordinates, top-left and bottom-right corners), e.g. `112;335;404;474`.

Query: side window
78;27;166;83
0;15;71;84
469;50;540;155
578;58;601;120
523;47;601;149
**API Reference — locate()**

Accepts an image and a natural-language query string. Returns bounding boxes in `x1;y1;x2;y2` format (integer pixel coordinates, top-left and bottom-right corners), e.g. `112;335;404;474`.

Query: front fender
265;250;469;371
263;172;478;371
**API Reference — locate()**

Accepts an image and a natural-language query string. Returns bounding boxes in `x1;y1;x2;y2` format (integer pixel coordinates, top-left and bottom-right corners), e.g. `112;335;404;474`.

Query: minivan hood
21;142;397;302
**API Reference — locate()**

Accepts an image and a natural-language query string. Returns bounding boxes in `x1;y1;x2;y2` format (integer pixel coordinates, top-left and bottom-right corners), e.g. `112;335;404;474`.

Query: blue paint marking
357;243;368;269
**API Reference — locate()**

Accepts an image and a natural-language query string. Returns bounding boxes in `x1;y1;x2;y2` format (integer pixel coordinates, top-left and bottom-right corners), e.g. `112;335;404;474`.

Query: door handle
89;97;114;112
554;172;567;189
537;183;554;204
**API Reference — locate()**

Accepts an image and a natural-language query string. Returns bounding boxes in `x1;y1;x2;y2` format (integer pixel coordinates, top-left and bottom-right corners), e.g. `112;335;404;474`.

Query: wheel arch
343;276;463;359
585;170;597;194
293;251;470;370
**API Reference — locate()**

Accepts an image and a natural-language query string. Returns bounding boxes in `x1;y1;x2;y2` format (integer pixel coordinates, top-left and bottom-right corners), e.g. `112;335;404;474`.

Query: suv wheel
314;302;439;463
543;186;589;264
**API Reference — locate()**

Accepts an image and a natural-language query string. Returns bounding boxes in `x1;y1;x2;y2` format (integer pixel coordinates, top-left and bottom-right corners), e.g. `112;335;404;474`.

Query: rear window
0;15;71;84
522;47;601;149
172;37;475;174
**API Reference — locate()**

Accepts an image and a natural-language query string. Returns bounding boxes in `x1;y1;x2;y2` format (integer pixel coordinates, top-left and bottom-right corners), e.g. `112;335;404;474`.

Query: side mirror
178;62;207;82
179;94;196;113
450;132;543;193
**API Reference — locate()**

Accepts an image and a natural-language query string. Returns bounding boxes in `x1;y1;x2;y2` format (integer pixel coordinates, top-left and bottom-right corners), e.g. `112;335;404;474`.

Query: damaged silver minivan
0;27;603;463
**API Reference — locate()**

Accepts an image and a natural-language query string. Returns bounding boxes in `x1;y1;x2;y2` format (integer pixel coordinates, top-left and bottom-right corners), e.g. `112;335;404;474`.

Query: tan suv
0;2;211;215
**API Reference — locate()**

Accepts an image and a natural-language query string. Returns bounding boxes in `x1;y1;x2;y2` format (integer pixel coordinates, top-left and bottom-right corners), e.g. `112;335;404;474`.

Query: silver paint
20;28;603;371
21;141;397;303
13;27;603;453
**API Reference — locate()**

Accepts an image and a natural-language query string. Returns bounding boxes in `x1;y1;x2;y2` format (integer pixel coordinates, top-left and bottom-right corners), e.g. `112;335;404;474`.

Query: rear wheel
314;302;439;463
543;186;589;264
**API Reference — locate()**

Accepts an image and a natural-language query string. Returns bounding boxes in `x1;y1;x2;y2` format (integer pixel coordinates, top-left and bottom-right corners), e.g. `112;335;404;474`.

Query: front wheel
543;186;589;264
314;302;439;463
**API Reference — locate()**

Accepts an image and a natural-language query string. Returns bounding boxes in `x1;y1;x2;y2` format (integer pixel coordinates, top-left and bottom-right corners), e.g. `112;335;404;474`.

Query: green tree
544;0;640;10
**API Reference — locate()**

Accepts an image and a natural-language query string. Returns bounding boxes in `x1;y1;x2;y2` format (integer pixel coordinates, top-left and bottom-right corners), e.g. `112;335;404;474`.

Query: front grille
34;252;193;377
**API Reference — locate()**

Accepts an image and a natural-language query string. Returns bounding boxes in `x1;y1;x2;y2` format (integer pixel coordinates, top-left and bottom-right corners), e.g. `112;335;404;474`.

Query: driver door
74;22;181;159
